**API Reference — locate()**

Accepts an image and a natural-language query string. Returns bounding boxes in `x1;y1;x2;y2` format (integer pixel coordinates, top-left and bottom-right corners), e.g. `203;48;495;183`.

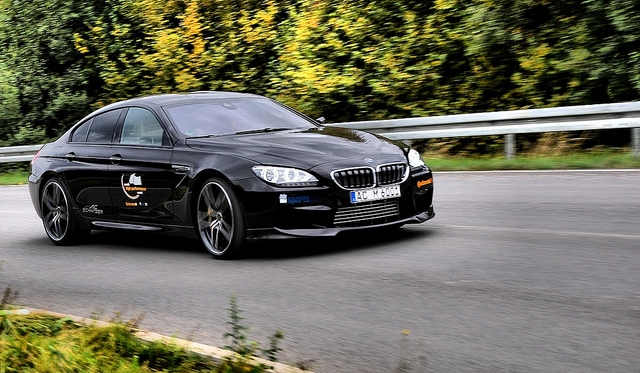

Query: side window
70;118;92;142
120;108;166;146
87;109;123;143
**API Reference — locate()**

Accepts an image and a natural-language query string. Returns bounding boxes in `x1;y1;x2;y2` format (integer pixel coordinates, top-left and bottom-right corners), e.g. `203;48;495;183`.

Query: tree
0;61;21;144
585;0;640;103
0;0;95;139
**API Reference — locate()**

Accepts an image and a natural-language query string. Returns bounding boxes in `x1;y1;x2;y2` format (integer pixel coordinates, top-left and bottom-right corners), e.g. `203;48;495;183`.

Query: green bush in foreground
0;313;280;373
0;314;220;372
0;293;289;372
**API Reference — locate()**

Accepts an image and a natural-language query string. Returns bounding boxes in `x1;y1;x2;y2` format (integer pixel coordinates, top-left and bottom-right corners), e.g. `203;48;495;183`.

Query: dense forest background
1;0;639;153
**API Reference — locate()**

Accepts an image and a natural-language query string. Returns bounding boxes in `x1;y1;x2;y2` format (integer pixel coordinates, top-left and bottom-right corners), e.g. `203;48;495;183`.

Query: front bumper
245;205;435;240
235;167;435;239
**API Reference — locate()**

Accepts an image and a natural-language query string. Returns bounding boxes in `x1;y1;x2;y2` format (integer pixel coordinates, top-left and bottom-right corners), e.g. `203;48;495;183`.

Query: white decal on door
121;173;147;200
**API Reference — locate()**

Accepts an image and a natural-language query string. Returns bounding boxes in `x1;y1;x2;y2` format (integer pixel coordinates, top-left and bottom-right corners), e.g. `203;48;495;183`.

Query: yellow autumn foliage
68;0;640;121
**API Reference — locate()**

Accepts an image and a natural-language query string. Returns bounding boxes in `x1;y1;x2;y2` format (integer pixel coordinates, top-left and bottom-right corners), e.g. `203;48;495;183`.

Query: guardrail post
505;134;516;159
633;128;640;158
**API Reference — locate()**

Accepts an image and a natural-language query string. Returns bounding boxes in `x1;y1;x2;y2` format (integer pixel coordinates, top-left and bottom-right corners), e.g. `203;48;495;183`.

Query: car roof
98;91;263;112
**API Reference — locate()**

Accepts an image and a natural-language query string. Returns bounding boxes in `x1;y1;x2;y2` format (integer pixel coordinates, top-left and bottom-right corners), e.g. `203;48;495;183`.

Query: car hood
185;126;409;169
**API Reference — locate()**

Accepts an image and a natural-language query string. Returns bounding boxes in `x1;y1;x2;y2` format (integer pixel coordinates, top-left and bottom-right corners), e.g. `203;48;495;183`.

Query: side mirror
316;117;326;124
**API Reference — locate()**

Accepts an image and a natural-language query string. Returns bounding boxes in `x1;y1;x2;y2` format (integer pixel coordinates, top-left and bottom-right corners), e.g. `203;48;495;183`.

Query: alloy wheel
42;180;70;242
197;180;237;256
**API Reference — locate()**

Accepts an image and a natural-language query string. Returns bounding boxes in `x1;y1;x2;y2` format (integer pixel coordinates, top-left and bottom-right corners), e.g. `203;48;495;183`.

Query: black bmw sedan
29;92;434;258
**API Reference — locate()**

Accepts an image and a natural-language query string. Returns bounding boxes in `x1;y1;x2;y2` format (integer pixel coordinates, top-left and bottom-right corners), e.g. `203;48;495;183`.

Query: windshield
163;97;317;137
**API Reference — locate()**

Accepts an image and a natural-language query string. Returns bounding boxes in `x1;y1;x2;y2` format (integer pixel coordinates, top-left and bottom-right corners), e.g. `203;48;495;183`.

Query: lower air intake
333;200;400;226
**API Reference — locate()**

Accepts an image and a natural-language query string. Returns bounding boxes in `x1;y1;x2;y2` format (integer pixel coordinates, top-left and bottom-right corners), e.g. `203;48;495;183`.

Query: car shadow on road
79;230;206;254
26;226;436;260
240;227;436;260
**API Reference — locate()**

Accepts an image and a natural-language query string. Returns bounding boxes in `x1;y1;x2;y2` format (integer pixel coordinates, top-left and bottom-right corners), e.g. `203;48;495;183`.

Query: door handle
171;165;191;173
109;154;122;164
65;152;75;162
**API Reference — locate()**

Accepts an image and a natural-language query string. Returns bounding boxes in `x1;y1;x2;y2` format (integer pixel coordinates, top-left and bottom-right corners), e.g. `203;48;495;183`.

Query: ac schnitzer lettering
82;205;103;215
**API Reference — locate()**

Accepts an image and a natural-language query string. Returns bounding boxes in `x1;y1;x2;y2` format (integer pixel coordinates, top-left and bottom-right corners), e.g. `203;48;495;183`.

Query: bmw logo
364;158;375;164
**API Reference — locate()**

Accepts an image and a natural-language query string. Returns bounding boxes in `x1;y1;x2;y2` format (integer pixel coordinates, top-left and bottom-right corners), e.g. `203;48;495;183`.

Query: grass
0;313;224;372
0;276;290;372
0;303;290;373
0;171;29;186
424;150;640;171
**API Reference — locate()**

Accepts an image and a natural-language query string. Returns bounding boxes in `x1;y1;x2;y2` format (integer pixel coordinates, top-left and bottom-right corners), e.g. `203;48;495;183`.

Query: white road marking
441;224;640;240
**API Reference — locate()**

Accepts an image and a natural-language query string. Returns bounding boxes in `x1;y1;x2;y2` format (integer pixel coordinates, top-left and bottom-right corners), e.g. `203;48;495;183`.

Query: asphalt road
1;170;639;372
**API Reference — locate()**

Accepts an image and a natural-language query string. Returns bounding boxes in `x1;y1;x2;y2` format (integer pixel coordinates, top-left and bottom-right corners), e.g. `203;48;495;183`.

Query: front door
108;107;182;224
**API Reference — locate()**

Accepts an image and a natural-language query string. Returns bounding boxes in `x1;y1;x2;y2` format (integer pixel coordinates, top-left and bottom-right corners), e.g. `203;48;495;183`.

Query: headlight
252;166;319;187
408;149;426;168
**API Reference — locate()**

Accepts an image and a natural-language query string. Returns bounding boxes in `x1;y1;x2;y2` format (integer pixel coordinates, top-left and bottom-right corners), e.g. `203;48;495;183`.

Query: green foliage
0;261;20;313
271;0;467;120
0;314;228;372
0;0;95;140
0;126;47;147
2;0;640;152
0;286;19;310
261;329;284;363
0;308;286;372
223;293;284;365
0;61;21;143
223;293;250;355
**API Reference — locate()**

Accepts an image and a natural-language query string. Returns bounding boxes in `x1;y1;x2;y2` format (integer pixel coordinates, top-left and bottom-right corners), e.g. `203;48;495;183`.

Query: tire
41;178;89;245
195;178;246;259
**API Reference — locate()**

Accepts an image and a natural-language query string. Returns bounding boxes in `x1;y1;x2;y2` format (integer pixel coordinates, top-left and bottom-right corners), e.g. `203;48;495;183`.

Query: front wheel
41;178;89;245
195;178;246;259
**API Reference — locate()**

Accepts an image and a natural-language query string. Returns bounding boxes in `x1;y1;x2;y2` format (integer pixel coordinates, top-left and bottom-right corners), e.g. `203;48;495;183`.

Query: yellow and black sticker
417;178;433;188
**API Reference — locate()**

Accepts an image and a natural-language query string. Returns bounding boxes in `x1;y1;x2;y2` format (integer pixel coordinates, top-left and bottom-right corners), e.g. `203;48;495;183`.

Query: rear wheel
196;178;245;259
41;178;89;245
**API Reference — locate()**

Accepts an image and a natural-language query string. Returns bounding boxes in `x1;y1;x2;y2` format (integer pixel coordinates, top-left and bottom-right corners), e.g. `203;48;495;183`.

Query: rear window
86;109;123;143
70;118;92;142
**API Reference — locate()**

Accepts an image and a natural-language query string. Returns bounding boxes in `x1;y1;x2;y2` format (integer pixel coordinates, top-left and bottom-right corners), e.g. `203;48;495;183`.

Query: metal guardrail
328;102;640;158
0;144;43;163
1;102;639;163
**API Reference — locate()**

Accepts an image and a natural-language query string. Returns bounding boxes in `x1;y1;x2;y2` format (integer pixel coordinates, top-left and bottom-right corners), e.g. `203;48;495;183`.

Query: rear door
63;108;124;219
107;107;181;224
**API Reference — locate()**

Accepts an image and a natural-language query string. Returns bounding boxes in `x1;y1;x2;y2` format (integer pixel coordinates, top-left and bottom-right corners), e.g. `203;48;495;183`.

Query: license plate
350;185;401;203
